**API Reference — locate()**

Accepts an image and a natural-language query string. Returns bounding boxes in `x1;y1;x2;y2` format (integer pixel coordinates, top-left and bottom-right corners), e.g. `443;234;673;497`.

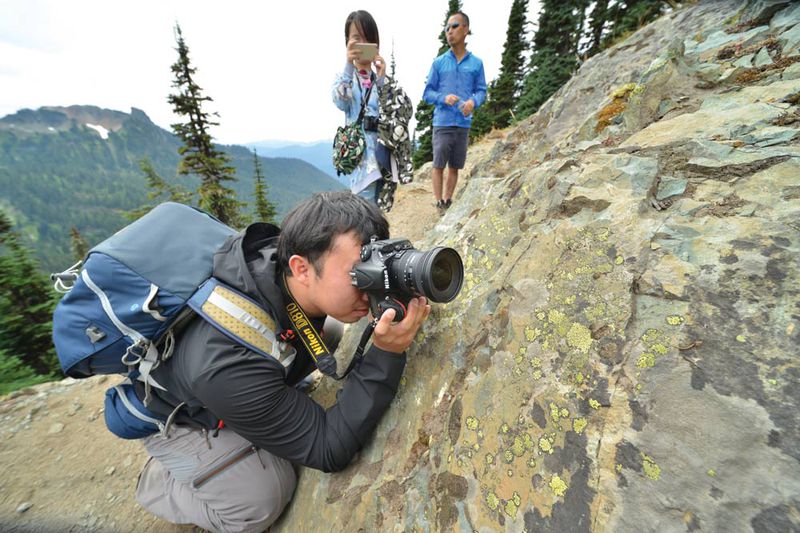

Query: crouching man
134;191;430;532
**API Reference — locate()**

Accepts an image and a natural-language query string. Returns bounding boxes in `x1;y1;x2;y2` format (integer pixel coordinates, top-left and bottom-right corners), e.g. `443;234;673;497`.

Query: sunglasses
445;22;461;31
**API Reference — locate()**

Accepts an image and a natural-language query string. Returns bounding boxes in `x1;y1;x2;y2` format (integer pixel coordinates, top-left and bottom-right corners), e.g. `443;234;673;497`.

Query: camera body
363;115;379;133
350;237;464;321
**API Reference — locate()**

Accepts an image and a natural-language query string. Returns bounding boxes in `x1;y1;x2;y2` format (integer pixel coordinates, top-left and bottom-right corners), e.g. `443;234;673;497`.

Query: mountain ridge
0;105;343;271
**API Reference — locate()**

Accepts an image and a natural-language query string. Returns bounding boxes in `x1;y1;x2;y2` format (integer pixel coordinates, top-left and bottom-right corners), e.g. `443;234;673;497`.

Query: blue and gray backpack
51;202;290;439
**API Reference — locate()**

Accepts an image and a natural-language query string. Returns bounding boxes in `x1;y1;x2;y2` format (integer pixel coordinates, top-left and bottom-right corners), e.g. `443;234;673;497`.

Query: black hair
278;191;389;276
344;10;380;48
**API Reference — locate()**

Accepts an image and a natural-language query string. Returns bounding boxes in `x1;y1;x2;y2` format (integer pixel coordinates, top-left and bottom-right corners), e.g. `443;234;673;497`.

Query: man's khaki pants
136;426;296;533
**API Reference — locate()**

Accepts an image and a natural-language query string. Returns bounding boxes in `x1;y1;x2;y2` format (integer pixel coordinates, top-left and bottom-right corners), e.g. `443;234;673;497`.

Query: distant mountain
246;140;338;180
0;105;344;272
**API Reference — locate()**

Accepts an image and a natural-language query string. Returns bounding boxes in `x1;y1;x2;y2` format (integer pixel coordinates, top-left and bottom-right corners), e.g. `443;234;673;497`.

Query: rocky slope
279;1;800;532
1;1;799;531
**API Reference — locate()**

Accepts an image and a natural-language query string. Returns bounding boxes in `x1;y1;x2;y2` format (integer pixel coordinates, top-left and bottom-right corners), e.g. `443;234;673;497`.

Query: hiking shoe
436;199;446;215
444;199;452;210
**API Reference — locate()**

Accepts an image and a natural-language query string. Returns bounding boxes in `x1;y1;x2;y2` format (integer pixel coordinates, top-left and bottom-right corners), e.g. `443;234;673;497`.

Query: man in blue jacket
423;11;487;214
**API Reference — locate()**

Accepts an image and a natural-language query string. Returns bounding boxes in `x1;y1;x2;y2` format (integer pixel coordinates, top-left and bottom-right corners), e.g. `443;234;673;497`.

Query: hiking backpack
51;202;291;439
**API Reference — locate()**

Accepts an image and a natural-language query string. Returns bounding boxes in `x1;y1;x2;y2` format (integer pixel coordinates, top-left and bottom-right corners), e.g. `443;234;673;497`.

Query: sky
1;0;540;145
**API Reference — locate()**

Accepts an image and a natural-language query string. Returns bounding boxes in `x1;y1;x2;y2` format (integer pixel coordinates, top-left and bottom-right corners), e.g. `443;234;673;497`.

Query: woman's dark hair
278;191;389;275
344;10;380;48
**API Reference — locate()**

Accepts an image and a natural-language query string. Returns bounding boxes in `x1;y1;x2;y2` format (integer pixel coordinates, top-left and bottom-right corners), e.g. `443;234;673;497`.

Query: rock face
277;2;800;531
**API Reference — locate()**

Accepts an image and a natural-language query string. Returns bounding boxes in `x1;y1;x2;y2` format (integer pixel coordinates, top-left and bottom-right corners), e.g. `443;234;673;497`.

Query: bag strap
354;71;375;125
187;278;296;369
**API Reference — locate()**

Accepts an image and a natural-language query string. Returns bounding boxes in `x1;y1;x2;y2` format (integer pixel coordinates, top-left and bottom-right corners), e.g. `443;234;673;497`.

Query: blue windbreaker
423;50;487;128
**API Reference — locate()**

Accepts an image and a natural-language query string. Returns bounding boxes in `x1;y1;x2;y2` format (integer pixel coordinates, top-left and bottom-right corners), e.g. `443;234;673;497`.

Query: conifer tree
412;0;462;169
169;23;244;227
0;210;58;376
601;0;669;49
585;0;611;57
252;150;277;224
126;158;195;221
473;0;529;135
70;227;89;262
516;0;586;120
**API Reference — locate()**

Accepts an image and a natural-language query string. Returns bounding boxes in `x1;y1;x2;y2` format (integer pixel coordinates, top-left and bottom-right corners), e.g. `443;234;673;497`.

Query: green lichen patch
666;315;684;326
642;454;661;480
548;309;570;335
504;450;515;463
549;474;569;497
636;352;656;368
504;499;518;518
650;343;668;355
707;469;716;477
486;453;495;465
466;416;479;431
573;418;588;434
523;433;535;451
642;328;662;342
567;322;593;353
550;403;562;422
539;435;555;454
589;399;601;410
486;490;500;511
512;436;526;456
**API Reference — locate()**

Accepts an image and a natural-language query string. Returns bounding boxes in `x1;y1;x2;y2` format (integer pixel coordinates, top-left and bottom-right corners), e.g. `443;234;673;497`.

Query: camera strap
282;275;374;380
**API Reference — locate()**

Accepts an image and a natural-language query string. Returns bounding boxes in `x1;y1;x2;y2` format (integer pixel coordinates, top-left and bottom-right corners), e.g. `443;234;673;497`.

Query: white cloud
1;0;540;143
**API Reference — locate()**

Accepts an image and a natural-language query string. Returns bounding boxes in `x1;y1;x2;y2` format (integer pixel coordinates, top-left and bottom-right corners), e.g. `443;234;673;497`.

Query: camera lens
391;246;464;303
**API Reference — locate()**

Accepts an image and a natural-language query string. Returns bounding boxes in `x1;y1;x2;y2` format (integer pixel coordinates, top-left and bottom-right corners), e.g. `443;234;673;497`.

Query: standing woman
333;10;387;203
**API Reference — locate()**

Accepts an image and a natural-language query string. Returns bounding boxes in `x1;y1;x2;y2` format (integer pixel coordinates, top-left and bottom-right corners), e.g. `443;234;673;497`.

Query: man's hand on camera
372;297;431;354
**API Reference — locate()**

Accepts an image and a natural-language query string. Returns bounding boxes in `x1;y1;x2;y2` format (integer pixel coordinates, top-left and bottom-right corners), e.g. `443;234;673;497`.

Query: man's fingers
374;308;396;335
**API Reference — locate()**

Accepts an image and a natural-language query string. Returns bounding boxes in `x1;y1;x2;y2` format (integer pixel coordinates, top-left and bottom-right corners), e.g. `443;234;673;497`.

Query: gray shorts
433;127;469;169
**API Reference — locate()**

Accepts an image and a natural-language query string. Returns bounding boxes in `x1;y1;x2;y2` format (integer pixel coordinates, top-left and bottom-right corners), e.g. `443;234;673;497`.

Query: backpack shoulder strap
188;278;296;369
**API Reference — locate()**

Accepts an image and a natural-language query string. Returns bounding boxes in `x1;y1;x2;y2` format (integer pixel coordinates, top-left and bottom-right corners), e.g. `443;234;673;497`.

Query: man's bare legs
432;167;444;203
444;167;459;203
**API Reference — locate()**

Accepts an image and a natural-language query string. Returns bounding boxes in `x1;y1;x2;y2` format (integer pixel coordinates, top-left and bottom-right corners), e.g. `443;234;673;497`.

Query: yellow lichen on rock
549;474;569;497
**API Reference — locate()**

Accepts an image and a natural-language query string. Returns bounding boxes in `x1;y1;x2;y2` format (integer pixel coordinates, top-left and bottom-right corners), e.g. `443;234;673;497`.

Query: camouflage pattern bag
332;122;366;176
333;82;373;176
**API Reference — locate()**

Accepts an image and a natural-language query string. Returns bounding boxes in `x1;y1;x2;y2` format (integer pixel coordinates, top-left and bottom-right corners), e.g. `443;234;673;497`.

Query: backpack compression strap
188;279;296;369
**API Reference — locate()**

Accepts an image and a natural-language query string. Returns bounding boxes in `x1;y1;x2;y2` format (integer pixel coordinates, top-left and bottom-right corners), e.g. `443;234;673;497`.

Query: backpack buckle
121;340;148;366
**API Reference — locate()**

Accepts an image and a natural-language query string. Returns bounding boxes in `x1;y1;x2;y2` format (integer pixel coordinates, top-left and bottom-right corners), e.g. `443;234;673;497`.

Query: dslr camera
363;115;379;133
350;237;464;321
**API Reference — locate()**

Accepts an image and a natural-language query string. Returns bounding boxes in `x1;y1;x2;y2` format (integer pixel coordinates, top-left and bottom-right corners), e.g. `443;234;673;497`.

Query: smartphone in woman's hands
353;43;378;61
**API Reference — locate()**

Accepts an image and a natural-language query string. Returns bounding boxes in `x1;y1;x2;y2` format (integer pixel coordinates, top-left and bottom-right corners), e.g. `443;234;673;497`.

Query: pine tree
516;0;586;120
390;40;397;79
69;227;89;262
169;24;244;227
0;210;59;376
412;0;462;169
601;0;669;50
485;0;529;131
585;0;610;57
127;158;195;220
0;348;49;395
252;150;277;224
